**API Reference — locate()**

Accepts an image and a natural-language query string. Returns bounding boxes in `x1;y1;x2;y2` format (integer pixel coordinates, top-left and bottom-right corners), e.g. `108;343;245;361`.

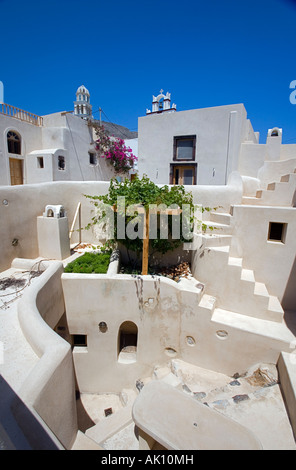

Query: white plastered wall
0;114;42;185
0;181;109;271
0;176;242;272
138;104;248;186
62;272;294;393
230;205;296;310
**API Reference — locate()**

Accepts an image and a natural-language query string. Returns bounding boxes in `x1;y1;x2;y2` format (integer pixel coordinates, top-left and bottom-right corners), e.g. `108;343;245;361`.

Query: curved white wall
16;259;78;449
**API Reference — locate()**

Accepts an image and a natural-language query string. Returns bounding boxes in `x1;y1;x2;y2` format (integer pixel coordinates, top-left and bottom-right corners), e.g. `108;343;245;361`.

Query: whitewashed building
0;88;296;451
0;86;137;186
138;91;296;189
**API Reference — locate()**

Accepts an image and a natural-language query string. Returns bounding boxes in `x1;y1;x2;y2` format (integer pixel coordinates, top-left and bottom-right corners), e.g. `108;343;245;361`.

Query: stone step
205;245;231;264
200;233;232;247
204;222;233;234
71;430;104;450
254;282;269;298
85;404;133;446
211;308;293;342
241;268;255;283
242;196;262;205
209;212;232;225
242;174;296;205
267;296;284;322
210;245;230;254
198;293;217;313
255;176;296;204
228;257;243;268
195;241;282;321
280;174;291;182
153;366;182;387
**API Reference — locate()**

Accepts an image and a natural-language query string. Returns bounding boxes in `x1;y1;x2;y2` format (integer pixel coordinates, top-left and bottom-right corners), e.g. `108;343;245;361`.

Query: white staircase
242;169;296;206
196;210;284;323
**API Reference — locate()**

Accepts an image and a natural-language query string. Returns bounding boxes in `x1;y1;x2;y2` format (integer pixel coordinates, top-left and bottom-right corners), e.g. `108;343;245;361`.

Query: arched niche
118;321;138;363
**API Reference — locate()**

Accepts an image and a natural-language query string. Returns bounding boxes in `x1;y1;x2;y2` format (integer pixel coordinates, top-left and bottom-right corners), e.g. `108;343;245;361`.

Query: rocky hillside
92;119;138;140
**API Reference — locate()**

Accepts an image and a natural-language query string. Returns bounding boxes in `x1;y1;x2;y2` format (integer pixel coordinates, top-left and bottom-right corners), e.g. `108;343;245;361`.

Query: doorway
118;321;138;363
9;158;23;185
171;164;196;185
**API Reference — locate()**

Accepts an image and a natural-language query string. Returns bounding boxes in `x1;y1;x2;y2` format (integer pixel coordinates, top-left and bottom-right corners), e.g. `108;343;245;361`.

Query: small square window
174;135;196;161
37;157;44;168
72;334;87;347
268;222;287;243
89;152;97;165
58;156;65;170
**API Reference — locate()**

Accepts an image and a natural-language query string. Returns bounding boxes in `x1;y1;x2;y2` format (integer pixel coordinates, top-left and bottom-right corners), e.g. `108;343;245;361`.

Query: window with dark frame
72;334;87;347
58;155;65;170
174;135;196;161
268;222;287;243
37;157;44;168
89;152;97;165
7;131;21;155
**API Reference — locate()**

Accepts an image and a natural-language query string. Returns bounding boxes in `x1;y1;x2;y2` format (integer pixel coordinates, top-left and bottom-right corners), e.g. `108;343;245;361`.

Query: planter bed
64;251;112;274
119;260;192;282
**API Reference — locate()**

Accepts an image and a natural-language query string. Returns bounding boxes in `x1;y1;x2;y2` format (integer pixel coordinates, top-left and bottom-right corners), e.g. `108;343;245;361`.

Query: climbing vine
91;122;137;174
85;175;200;257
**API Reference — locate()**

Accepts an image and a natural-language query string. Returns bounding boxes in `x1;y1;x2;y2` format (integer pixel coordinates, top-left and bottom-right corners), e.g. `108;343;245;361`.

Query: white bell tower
74;85;92;119
146;90;177;114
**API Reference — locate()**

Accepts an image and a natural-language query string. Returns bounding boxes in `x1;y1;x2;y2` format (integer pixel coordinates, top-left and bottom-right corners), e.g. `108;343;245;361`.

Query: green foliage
84;175;196;257
64;251;111;274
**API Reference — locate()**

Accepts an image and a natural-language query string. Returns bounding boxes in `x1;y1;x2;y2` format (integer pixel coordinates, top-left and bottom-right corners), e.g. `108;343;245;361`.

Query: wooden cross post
141;207;182;276
142;208;150;275
112;205;182;276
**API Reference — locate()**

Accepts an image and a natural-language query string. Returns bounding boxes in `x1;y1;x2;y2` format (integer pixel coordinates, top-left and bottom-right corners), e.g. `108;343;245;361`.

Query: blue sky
1;0;295;143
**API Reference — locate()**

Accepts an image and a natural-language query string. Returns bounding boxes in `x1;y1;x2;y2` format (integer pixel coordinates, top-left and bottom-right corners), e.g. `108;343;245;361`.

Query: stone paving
78;359;296;450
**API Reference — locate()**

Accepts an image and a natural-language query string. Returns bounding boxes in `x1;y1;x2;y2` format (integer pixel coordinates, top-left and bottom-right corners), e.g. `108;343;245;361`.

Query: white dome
76;85;90;96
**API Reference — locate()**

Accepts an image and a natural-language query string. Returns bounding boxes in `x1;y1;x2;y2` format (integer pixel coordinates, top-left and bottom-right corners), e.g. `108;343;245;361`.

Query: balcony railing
0;102;43;126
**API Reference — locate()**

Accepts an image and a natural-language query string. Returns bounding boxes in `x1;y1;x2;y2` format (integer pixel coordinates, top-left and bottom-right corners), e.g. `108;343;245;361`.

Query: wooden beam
142;209;150;275
111;205;182;275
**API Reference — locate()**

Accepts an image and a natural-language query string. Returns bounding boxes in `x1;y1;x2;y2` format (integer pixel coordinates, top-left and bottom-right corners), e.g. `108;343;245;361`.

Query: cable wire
92;107;136;140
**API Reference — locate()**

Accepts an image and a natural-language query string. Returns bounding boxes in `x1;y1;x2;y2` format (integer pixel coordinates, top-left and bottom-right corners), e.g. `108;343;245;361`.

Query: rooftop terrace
0;247;295;450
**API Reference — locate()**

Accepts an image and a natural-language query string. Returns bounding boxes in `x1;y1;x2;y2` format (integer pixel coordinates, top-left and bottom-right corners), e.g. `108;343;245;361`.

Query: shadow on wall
282;253;296;334
292;189;296;208
0;375;62;450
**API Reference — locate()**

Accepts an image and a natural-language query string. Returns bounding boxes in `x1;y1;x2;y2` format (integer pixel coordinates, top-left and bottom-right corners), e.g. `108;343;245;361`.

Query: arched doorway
118;321;138;363
7;131;23;185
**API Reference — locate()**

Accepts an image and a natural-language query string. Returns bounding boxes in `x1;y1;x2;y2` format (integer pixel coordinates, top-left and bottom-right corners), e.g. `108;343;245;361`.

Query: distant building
138;91;296;187
0;86;137;185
